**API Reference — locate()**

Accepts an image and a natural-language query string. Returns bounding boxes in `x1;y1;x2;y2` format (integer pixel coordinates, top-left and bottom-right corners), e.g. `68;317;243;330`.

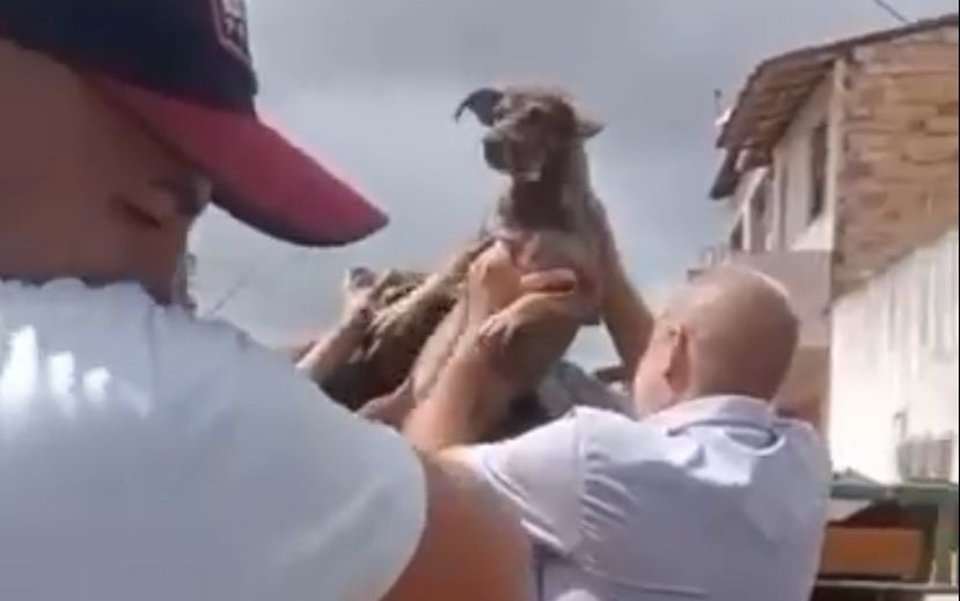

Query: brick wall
835;25;959;294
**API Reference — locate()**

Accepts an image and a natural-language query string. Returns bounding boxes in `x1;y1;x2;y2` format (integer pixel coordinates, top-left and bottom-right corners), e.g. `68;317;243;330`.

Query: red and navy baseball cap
0;0;387;246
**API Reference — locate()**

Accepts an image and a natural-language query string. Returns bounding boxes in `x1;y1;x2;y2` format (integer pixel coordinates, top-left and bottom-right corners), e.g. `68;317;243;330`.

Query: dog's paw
477;312;522;355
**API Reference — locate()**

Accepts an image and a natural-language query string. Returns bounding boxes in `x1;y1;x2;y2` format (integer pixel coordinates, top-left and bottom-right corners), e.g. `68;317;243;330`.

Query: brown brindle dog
324;85;609;442
399;86;610;438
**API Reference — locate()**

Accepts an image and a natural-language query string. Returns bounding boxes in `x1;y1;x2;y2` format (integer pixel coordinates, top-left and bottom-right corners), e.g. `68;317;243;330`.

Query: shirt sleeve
464;412;584;556
541;361;633;416
159;326;426;601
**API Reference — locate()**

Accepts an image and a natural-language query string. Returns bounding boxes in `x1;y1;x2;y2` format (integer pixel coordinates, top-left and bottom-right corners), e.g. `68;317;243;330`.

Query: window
777;163;790;246
729;221;744;253
764;174;780;251
749;174;772;252
809;121;828;223
779;163;790;207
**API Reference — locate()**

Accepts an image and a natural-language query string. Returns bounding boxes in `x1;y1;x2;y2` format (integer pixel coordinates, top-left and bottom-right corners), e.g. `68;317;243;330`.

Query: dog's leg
367;237;492;349
475;290;581;391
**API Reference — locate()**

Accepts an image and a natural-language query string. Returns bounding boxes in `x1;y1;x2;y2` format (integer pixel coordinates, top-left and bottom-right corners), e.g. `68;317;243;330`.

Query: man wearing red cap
0;2;528;599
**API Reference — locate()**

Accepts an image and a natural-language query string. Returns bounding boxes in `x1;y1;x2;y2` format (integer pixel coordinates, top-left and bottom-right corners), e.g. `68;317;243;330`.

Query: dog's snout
483;137;507;169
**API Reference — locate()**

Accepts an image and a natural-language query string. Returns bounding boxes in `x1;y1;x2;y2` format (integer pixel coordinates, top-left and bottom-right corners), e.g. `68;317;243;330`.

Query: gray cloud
193;0;956;365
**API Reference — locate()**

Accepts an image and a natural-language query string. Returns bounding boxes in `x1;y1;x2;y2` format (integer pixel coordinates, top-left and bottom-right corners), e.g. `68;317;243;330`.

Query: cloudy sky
191;0;956;367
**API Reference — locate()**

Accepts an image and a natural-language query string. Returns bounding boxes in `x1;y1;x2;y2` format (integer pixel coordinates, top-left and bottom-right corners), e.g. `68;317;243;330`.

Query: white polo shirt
0;279;425;601
468;396;831;601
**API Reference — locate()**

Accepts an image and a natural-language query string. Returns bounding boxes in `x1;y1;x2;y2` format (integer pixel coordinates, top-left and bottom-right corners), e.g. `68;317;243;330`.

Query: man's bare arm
383;453;531;601
403;339;510;451
357;379;417;428
295;313;367;385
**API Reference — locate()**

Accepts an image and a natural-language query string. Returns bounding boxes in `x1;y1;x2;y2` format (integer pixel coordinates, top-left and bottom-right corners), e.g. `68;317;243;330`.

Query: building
702;14;958;485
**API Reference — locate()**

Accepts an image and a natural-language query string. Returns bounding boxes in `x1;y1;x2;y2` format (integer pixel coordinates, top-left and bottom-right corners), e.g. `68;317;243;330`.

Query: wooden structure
815;472;958;600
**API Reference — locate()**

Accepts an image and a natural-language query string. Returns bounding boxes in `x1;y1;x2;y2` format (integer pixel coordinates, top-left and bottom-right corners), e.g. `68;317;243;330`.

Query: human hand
476;268;582;360
420;262;582;438
461;265;584;403
461;240;585;366
462;239;525;323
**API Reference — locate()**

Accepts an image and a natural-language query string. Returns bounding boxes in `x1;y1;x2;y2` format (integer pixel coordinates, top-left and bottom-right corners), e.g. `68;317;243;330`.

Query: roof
710;13;959;200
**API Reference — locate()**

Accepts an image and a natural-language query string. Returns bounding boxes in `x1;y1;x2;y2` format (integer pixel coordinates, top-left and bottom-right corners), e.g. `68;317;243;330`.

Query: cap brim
92;76;388;247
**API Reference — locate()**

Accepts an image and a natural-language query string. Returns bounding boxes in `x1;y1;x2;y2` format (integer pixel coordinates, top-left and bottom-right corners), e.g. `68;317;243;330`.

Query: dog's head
343;267;427;312
455;85;604;180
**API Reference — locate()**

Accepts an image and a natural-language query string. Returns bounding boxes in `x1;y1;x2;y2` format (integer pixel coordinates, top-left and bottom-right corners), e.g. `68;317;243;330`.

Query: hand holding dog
455;241;585;403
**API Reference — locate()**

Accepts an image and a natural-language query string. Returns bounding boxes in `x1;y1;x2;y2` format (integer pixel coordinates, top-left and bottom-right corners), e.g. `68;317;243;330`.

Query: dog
323;85;611;442
402;85;610;439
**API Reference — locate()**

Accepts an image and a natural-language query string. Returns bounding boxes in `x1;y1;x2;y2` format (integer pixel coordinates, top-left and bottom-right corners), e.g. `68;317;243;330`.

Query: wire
871;0;910;24
201;248;313;318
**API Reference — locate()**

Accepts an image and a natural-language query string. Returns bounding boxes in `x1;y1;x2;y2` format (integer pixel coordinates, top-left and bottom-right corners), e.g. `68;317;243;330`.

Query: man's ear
115;176;208;228
662;324;690;389
112;186;182;229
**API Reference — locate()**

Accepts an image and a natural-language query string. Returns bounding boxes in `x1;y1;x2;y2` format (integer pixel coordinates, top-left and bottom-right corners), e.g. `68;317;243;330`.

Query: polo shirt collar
642;395;776;435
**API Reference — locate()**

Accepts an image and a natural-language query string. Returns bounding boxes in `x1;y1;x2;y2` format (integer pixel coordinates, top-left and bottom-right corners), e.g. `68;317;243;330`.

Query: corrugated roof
709;13;959;200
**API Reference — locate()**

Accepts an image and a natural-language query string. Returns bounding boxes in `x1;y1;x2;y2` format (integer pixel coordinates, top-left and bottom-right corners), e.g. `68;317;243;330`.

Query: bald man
408;264;831;601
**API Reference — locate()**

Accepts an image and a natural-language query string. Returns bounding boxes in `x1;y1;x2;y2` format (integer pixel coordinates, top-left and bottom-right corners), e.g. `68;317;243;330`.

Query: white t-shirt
0;279;425;601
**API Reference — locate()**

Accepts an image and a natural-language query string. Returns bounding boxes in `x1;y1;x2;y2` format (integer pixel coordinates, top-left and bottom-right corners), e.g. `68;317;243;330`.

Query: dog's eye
526;107;547;123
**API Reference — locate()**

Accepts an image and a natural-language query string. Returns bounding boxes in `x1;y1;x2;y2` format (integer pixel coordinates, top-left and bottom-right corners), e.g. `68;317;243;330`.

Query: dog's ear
454;87;504;127
576;116;605;139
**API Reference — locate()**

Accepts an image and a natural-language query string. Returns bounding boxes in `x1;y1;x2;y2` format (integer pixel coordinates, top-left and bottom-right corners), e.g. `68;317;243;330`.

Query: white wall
830;229;959;483
772;61;845;253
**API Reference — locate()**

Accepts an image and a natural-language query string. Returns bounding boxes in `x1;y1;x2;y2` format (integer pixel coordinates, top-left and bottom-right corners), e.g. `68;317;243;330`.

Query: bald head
674;266;799;399
632;266;799;415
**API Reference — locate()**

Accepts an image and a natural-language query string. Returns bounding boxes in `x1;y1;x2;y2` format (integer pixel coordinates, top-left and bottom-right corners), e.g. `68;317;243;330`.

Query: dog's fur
318;265;461;411
322;85;608;442
408;85;608;439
